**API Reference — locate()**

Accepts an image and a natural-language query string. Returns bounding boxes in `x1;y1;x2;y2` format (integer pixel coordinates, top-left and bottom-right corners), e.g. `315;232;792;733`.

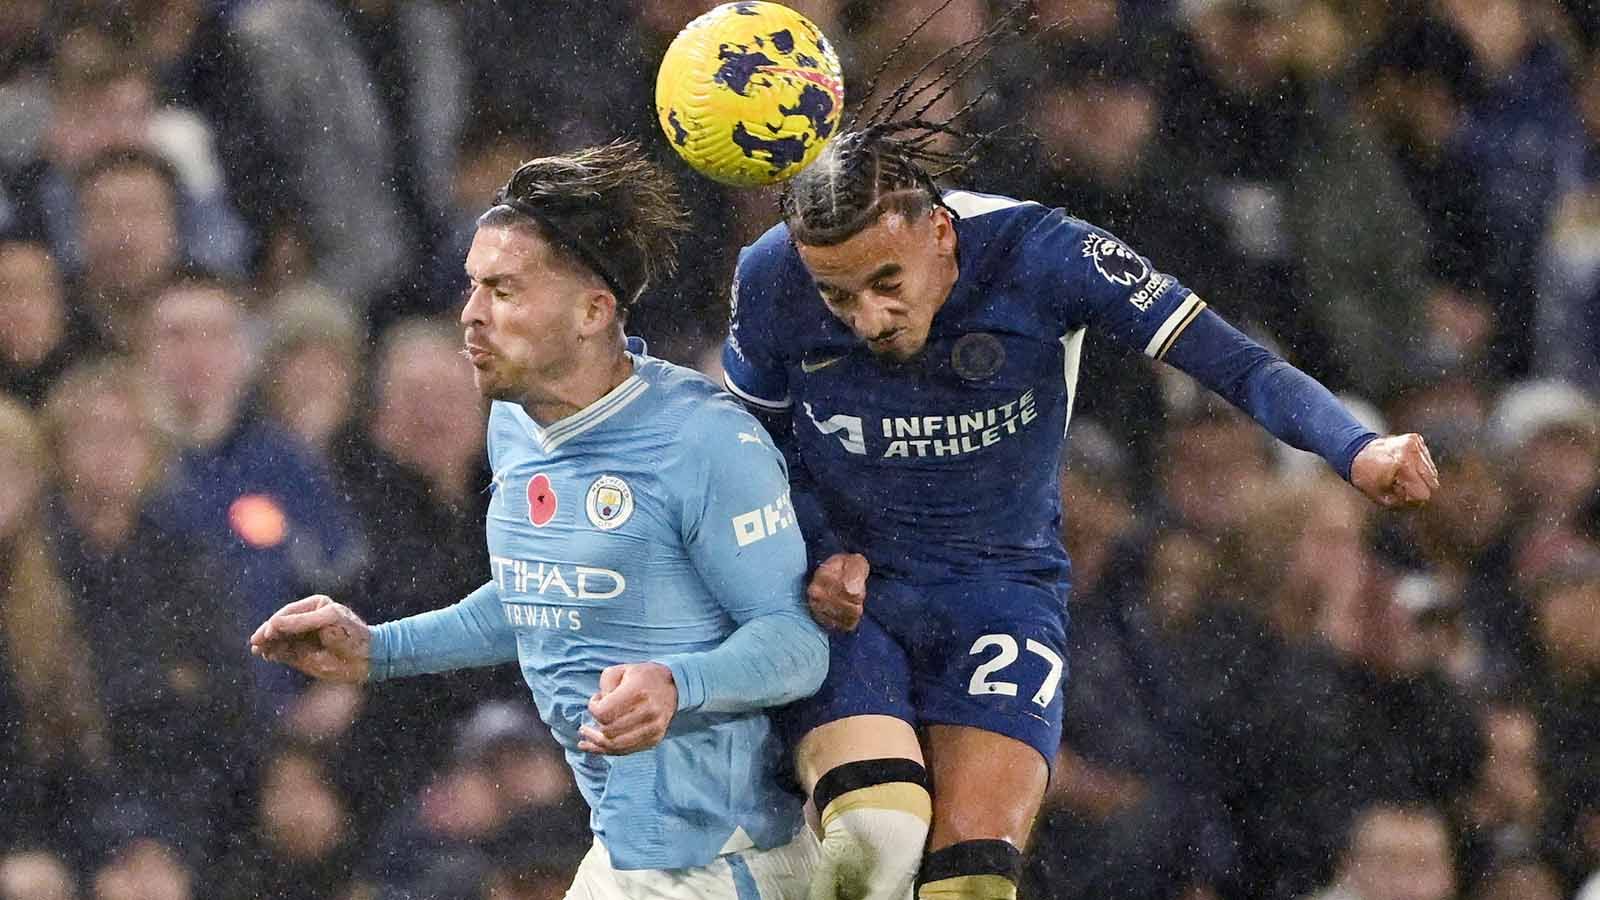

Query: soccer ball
655;2;845;187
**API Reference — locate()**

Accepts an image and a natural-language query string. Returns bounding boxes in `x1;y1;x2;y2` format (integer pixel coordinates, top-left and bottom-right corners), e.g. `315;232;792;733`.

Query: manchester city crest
586;475;634;530
951;333;1005;381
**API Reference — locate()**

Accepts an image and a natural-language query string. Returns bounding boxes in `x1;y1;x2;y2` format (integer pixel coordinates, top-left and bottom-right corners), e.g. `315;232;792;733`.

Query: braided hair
780;1;1033;247
478;140;689;308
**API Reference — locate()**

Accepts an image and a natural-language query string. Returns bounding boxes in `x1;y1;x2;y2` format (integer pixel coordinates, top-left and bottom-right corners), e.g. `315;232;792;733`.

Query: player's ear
931;207;956;257
577;287;620;338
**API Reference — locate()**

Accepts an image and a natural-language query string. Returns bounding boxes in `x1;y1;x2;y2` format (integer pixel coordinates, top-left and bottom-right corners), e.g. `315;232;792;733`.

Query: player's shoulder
633;355;766;446
944;188;1091;272
732;220;816;316
741;219;801;270
943;189;1060;237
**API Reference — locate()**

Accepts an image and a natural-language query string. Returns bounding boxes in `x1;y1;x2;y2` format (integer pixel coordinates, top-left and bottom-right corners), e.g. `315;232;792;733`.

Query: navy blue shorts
781;576;1069;764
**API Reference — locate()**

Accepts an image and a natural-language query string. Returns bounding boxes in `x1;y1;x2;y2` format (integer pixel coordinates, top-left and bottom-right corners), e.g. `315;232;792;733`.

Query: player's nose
851;299;894;341
460;284;489;326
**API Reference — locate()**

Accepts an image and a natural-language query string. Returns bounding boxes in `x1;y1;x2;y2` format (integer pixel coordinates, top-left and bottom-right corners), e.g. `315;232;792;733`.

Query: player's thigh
922;723;1048;851
795;714;924;793
906;579;1067;849
779;610;922;792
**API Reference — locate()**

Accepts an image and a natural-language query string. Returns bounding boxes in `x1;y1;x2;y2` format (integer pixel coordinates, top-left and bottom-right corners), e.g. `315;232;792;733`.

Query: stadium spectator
332;317;519;831
135;277;367;714
215;740;359;900
1432;0;1585;376
1456;702;1549;889
82;800;194;900
1468;857;1564;900
0;239;86;404
5;23;247;276
1151;400;1275;535
1380;424;1517;685
1490;380;1600;532
992;40;1191;471
1534;45;1600;393
40;356;257;861
1229;477;1480;898
261;284;367;459
1056;419;1141;607
0;849;76;900
1298;802;1457;900
424;119;545;321
1525;562;1600;885
480;809;591;900
1161;0;1431;398
211;0;459;310
0;393;107;854
359;701;584;896
70;149;185;351
0;0;49;171
1028;526;1260;900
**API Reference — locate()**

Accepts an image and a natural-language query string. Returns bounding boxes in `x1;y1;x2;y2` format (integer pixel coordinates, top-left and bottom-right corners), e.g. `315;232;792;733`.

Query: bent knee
813;758;931;897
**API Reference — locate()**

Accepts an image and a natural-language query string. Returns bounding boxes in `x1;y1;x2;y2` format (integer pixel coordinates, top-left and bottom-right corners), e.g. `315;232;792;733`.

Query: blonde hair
0;394;107;766
41;355;171;500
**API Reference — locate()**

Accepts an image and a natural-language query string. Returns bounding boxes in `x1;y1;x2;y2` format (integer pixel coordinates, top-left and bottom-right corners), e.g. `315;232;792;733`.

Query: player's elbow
776;614;830;704
795;619;830;699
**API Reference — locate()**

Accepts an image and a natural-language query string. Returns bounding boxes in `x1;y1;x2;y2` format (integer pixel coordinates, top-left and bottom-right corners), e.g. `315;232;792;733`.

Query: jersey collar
512;356;650;453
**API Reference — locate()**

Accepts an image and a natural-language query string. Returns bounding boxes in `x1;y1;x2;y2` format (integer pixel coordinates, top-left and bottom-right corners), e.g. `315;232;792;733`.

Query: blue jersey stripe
728;853;762;900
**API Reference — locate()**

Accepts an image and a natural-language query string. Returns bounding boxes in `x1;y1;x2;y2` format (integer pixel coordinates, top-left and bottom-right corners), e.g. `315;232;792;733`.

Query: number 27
967;635;1064;707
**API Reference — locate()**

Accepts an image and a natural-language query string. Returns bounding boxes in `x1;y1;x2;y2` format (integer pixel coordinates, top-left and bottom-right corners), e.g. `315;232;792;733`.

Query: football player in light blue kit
250;142;827;899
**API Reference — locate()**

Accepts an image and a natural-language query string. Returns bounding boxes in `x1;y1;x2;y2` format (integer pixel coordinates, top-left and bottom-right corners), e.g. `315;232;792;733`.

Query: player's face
460;226;592;403
797;207;958;362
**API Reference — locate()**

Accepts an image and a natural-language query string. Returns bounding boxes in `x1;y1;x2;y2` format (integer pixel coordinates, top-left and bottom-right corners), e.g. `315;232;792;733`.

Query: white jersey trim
510;369;652;453
1144;293;1207;360
942;190;1026;219
1060;328;1085;432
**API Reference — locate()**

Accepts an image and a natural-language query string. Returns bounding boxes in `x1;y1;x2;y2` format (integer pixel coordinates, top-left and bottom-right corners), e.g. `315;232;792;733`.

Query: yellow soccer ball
655;2;845;187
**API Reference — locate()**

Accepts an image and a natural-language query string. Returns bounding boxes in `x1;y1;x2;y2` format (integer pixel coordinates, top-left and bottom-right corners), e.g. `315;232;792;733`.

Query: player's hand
1351;433;1440;509
579;663;678;755
808;552;870;632
249;595;373;683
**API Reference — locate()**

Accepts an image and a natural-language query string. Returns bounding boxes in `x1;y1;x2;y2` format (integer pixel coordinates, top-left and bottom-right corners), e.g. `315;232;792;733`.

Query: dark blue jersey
723;191;1376;585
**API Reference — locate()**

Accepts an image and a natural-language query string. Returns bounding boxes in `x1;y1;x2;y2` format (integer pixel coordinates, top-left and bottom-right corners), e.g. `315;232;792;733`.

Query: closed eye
819;286;853;307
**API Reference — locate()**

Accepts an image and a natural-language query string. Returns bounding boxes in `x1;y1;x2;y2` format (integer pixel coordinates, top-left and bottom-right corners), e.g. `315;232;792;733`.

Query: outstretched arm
250;581;518;684
1162;309;1438;506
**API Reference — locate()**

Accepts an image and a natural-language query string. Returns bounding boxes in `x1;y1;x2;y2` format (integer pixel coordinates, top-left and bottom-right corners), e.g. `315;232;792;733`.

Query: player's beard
470;359;518;403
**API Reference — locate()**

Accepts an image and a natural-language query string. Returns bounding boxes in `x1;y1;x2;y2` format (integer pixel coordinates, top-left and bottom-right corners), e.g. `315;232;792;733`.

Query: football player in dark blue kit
721;123;1440;898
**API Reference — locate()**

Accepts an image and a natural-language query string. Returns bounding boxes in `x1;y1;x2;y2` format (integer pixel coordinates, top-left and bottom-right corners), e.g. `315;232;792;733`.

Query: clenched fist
807;552;870;632
1351;433;1440;509
578;663;678;755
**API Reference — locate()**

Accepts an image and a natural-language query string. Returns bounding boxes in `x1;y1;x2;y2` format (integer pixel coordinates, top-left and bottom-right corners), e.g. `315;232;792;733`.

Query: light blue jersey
369;346;828;870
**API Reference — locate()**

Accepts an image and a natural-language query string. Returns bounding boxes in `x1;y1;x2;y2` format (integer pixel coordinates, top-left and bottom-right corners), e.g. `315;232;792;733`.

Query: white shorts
563;828;821;900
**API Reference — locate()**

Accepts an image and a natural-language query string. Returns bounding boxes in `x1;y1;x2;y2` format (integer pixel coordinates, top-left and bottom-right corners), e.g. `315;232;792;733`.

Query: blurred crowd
0;0;1598;898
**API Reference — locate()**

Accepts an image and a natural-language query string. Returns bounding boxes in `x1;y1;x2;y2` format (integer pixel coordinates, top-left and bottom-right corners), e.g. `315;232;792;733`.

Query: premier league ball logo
1082;234;1149;287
